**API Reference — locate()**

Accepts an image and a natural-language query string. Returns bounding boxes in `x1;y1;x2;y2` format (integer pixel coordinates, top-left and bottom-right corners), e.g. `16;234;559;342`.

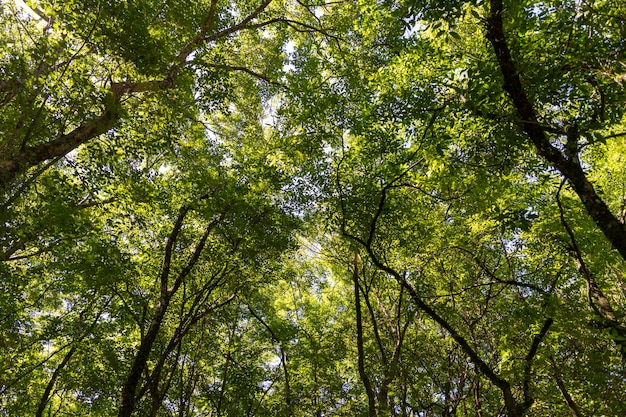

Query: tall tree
3;1;626;416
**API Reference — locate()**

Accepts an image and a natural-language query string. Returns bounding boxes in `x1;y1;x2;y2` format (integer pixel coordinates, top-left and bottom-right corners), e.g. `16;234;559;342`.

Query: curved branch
486;0;626;262
204;0;275;43
339;184;525;416
203;63;288;89
556;182;626;358
522;318;553;409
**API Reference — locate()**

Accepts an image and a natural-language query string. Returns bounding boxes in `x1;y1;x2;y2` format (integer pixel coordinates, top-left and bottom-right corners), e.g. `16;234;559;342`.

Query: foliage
1;0;626;416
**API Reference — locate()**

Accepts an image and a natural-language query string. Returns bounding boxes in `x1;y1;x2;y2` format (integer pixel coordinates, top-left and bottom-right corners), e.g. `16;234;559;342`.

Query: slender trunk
353;253;377;416
118;300;171;417
118;207;213;417
36;346;77;417
549;357;583;417
139;275;234;412
376;321;407;417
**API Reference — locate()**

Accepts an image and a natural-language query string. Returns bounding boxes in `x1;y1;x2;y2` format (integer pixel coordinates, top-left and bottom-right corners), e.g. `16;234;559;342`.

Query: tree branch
204;0;275;43
247;306;293;413
118;206;219;417
203;63;288;89
486;0;626;262
549;356;583;417
339;180;525;416
0;0;280;192
522;317;553;410
556;182;626;358
353;252;377;416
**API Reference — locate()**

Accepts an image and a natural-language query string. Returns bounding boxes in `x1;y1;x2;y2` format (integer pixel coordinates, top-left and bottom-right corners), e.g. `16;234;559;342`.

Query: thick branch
0;109;118;188
160;206;189;299
397;277;521;416
0;79;172;192
0;0;277;192
486;0;626;262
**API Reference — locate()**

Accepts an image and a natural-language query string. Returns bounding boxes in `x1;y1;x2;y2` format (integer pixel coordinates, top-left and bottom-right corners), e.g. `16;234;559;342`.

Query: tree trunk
353;253;377;416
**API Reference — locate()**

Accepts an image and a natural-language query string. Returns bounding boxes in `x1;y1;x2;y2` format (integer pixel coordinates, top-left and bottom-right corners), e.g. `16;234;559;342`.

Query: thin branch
341;218;521;416
556;181;626;359
204;0;275;43
361;279;389;366
603;131;626;140
203;63;288;89
556;182;616;322
174;0;220;65
450;246;549;295
549;356;583;417
36;298;112;417
338;152;525;415
521;318;553;409
247;306;293;413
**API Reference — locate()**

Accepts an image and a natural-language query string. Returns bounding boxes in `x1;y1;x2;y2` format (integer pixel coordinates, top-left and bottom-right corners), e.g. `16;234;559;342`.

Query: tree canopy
1;0;626;416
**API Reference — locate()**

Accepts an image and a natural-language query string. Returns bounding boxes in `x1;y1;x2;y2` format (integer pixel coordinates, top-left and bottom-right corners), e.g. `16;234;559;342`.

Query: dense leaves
1;0;626;416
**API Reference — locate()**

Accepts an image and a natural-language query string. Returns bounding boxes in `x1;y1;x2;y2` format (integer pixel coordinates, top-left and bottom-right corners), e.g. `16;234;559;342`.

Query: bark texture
486;0;626;262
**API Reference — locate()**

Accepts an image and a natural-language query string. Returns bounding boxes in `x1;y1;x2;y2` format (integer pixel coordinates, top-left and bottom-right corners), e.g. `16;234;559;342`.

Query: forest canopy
1;0;626;416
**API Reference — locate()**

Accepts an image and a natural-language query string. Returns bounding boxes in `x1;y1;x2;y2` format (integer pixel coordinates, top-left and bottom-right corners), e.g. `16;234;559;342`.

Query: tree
2;0;626;416
277;0;626;414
